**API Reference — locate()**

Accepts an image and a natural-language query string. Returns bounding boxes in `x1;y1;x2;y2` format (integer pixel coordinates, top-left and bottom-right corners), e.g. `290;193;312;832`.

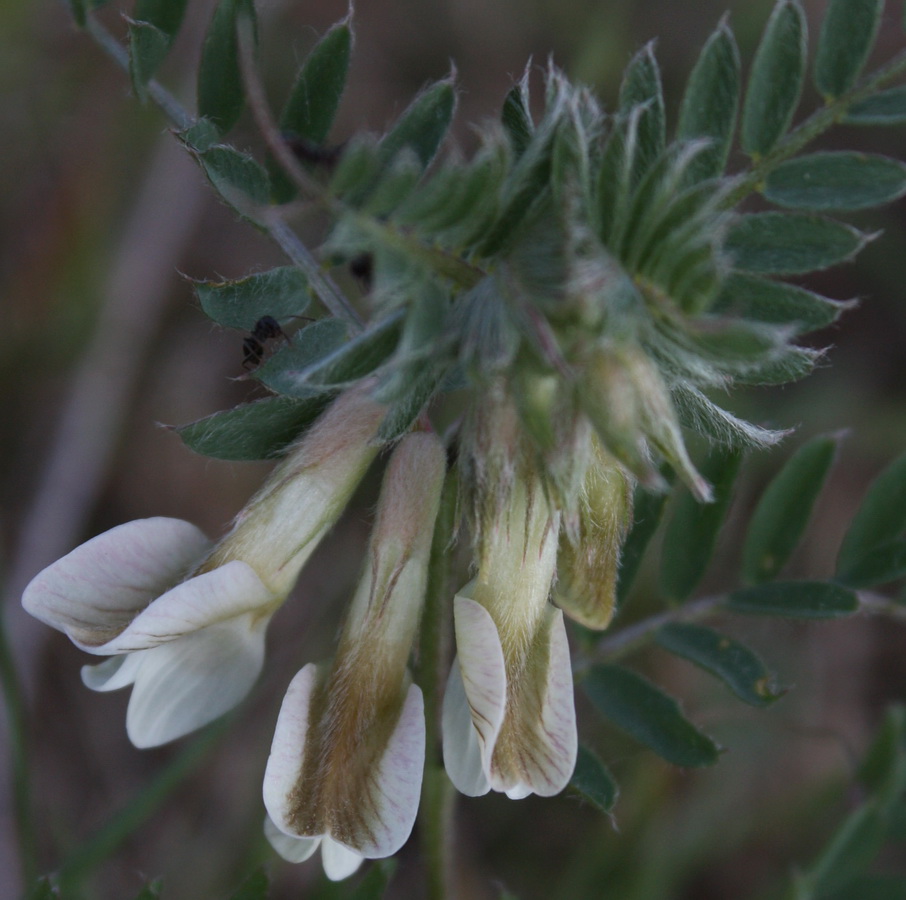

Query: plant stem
0;607;37;888
576;589;906;677
82;14;361;328
724;47;906;208
416;470;458;900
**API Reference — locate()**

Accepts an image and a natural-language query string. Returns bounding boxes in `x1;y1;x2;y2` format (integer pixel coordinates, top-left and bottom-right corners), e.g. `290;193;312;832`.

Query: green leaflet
379;79;456;171
280;20;351;147
253;318;349;396
618;42;666;185
837;453;906;585
197;0;256;134
794;709;906;900
193;145;271;213
337;80;456;208
271;19;352;203
741;0;807;157
476;102;558;258
134;0;189;39
673;385;788;451
501;67;533;156
764;152;906;211
860;706;906;799
814;0;883;99
728;581;858;618
583;664;722;768
835;541;906;589
127;21;170;101
742;434;839;584
847;86;906;125
193;267;310;330
726;212;870;275
175;395;331;460
256;314;402;397
376;366;445;442
569;745;619;813
660;447;742;602
676;17;740;183
711;273;854;336
128;0;190;96
655;622;785;707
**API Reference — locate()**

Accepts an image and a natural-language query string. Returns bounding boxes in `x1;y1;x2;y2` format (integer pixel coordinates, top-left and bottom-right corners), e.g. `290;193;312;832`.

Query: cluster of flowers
23;380;630;879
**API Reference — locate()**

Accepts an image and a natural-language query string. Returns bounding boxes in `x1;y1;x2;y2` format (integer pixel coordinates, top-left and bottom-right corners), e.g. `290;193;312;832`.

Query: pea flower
21;386;386;748
442;473;577;799
263;430;446;879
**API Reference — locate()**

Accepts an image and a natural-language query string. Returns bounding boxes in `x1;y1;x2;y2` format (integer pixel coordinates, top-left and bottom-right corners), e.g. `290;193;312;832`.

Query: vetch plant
11;0;906;897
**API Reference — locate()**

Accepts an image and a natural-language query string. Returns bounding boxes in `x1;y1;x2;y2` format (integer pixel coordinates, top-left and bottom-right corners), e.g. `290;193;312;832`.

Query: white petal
95;561;275;654
22;518;211;646
447;595;507;789
263;662;320;831
488;607;578;798
263;815;320;864
441;658;490;796
124;615;268;747
505;784;533;800
354;683;425;858
81;652;144;691
264;667;424;860
321;837;364;881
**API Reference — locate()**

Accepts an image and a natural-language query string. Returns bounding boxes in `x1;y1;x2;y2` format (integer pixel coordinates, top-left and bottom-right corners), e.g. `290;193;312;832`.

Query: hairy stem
575;589;906;676
416;470;458;900
83;14;360;327
724;47;906;208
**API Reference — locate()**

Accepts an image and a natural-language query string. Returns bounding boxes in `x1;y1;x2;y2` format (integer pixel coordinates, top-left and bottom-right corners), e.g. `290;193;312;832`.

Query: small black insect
349;252;374;288
242;315;287;370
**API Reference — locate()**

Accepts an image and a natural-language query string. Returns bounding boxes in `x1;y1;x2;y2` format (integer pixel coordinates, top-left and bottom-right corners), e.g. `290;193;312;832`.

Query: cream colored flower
442;476;577;799
264;431;446;878
22;386;385;747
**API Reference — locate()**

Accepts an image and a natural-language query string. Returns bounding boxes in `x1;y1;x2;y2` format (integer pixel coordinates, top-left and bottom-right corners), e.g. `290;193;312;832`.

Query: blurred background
2;0;906;897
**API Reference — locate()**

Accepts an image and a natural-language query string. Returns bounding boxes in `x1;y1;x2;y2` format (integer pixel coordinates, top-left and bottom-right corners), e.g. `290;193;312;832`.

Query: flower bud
554;445;632;630
581;344;712;501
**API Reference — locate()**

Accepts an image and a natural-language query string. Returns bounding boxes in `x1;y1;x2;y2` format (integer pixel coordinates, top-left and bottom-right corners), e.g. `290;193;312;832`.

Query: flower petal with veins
22;518;211;645
88;561;275;654
442;595;507;796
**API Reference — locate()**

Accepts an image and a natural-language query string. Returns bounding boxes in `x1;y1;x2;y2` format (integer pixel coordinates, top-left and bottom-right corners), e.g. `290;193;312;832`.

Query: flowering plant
9;0;906;897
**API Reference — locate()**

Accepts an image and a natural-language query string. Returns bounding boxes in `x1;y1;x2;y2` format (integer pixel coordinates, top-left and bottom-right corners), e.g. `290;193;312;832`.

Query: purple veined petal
122;613;269;748
487;606;578;798
353;682;425;858
81;652;144;692
321;837;365;881
264;664;425;860
441;658;490;796
263;815;320;864
21;518;211;646
444;594;507;793
93;561;275;654
263;662;320;831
